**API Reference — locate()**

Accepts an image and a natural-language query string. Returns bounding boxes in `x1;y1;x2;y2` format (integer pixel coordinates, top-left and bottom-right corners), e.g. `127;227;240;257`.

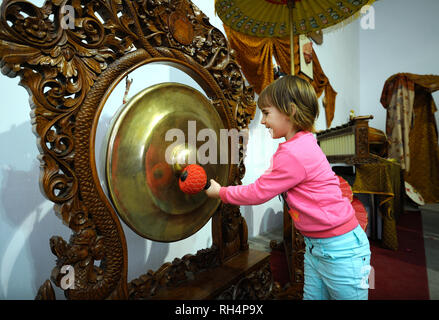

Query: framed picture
299;34;313;80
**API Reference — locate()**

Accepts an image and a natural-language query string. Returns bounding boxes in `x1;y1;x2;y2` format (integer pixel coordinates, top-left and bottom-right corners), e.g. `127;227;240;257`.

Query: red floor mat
369;210;429;300
270;211;430;299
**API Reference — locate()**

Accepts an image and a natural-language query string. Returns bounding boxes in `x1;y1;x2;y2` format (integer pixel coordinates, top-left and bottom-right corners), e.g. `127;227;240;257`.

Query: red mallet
178;164;211;194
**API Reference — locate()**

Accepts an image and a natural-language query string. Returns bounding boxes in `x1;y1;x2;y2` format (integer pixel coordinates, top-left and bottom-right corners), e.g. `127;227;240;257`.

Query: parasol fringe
321;0;376;35
215;0;377;38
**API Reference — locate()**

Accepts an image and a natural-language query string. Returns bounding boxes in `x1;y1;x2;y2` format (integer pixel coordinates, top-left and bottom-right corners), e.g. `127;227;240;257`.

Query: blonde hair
257;75;319;132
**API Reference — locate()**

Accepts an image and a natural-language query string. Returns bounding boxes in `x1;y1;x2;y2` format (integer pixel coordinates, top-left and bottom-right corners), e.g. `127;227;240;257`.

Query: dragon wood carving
0;0;257;299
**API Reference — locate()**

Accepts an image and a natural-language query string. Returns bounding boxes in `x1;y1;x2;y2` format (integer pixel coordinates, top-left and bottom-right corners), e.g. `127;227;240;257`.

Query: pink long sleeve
219;131;358;238
219;150;306;205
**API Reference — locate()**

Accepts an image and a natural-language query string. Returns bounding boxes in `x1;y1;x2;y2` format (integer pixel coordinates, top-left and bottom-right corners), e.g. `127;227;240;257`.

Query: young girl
205;75;371;300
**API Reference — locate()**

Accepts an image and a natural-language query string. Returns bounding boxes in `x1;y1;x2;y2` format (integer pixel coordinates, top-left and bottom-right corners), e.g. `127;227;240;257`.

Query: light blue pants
303;224;371;300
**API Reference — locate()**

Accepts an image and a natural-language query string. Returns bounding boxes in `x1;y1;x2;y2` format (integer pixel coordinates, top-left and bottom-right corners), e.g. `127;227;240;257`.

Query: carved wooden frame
0;0;261;299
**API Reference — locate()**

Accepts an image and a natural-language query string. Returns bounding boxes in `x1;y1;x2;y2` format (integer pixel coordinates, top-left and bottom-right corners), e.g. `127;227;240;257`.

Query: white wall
1;0;437;299
314;17;361;128
359;0;439;132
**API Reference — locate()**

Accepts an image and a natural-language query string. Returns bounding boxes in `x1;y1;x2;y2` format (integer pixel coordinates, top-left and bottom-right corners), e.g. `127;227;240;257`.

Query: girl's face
260;105;296;140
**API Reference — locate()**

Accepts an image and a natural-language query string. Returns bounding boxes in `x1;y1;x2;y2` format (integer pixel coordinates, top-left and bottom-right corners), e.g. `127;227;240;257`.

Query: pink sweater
219;131;358;238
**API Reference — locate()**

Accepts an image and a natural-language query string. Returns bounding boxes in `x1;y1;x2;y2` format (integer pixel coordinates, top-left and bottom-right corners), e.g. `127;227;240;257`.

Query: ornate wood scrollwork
217;262;279;300
128;246;220;299
357;126;369;158
0;0;258;300
269;228;305;300
292;228;305;285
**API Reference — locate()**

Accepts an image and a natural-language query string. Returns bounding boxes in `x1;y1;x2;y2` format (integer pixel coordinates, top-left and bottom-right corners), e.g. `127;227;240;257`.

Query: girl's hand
205;179;221;199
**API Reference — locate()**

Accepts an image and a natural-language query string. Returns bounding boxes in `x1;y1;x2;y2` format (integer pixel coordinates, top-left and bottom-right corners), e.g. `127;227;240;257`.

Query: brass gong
104;82;229;242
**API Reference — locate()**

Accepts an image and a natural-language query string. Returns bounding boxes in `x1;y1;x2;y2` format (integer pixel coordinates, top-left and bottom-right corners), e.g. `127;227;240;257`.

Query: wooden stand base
148;249;273;300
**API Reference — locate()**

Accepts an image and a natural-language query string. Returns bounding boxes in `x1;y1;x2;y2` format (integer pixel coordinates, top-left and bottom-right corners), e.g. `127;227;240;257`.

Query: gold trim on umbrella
215;0;375;38
216;0;375;76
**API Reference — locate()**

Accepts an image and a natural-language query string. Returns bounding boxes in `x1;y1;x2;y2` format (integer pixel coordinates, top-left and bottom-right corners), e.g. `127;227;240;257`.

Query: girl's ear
290;102;297;117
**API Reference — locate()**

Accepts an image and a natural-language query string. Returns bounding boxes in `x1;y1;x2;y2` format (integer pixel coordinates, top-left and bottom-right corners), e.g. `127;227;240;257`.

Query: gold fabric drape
405;86;439;203
352;156;402;250
379;75;415;171
223;25;337;128
381;73;439;203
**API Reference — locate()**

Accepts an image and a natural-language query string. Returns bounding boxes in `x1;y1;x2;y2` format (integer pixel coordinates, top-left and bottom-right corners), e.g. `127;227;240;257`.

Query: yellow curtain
223;25;337;128
381;73;439;203
405;86;439;203
379;75;415;171
352;156;402;251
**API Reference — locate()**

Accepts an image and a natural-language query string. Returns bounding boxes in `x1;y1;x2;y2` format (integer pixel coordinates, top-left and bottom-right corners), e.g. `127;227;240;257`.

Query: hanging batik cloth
223;25;337;128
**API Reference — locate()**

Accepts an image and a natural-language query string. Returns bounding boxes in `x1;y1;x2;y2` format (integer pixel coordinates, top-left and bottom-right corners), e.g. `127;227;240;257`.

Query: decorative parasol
215;0;375;75
337;175;368;231
352;196;368;231
337;175;353;202
404;181;425;206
